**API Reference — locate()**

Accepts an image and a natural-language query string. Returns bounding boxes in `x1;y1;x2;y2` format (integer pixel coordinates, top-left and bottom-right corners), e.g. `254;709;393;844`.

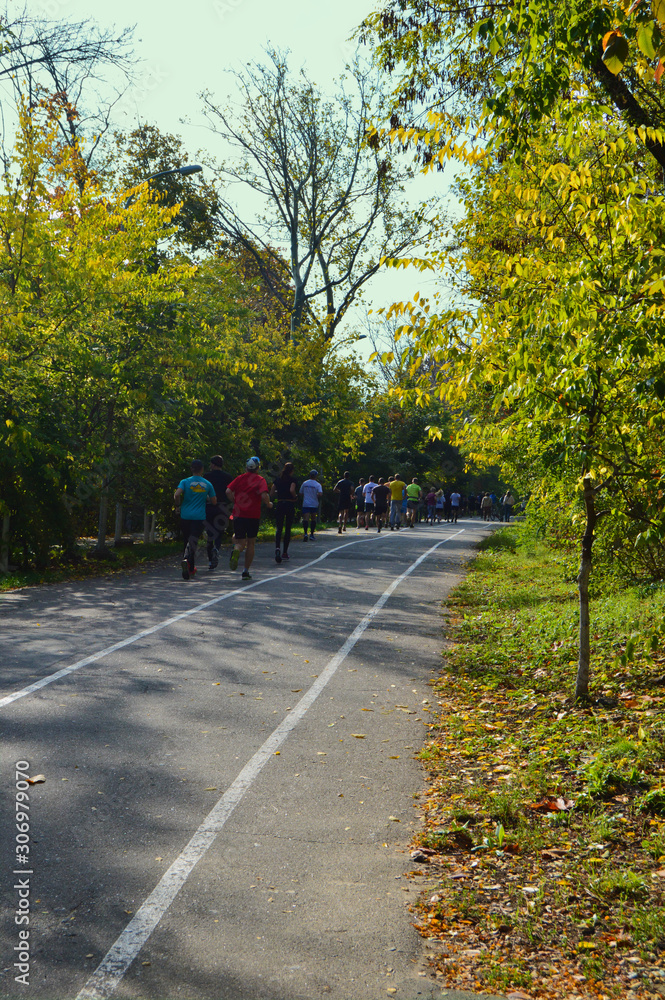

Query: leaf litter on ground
409;530;665;1000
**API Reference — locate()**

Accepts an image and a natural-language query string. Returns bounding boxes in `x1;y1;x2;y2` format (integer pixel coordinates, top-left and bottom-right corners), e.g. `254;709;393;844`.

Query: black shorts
338;499;352;511
364;502;374;513
374;505;387;516
234;517;260;540
180;518;204;544
406;499;419;509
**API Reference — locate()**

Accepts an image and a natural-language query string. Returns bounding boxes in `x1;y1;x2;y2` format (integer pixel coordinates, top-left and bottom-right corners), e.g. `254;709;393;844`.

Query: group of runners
174;456;515;582
174;457;332;582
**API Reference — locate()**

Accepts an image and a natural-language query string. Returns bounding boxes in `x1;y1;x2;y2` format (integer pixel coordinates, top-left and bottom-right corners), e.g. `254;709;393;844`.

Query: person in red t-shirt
226;456;272;581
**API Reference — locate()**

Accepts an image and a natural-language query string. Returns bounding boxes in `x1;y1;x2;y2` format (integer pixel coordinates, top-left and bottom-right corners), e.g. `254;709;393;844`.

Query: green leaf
637;21;657;59
603;33;629;74
654;0;665;22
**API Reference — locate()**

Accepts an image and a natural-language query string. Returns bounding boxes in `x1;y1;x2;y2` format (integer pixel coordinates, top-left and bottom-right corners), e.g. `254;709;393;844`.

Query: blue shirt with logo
178;476;216;520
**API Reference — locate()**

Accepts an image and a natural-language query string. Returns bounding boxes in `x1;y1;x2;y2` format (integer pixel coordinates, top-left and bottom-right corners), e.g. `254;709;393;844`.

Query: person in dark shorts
226;457;272;581
362;475;377;530
270;462;298;563
204;455;232;570
174;460;217;580
299;470;323;541
334;471;354;534
354;479;366;529
405;478;422;527
371;477;390;532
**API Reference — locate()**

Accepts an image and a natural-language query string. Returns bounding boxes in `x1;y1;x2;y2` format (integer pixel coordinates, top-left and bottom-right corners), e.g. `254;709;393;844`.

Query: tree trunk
143;509;150;545
0;514;9;573
575;476;598;701
149;513;156;544
114;503;123;546
94;483;110;555
592;58;665;172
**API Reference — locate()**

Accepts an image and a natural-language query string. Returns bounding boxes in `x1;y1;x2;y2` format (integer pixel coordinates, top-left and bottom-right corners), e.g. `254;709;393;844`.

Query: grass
412;527;665;999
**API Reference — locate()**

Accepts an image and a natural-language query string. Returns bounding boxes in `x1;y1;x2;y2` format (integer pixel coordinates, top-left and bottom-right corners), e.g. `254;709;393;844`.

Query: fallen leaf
291;689;302;693
204;787;217;791
27;775;46;785
142;961;151;967
388;815;400;822
85;953;94;958
351;733;366;738
507;993;533;1000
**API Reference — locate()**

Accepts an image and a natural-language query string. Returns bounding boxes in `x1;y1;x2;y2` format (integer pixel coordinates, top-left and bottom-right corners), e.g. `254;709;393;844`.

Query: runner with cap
299;470;323;541
226;457;272;581
174;459;217;580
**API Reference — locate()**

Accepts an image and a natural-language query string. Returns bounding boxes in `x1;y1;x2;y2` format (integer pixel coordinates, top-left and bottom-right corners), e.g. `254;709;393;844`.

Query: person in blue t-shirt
174;459;216;580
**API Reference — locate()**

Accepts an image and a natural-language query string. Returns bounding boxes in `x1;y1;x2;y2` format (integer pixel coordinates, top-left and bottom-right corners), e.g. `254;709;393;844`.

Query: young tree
386;108;665;701
201;49;430;340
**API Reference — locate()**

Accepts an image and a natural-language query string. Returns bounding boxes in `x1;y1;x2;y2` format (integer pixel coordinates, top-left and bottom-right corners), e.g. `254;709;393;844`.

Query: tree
0;4;135;172
384;105;665;701
0;95;192;563
114;125;220;253
201;49;429;340
360;1;665;170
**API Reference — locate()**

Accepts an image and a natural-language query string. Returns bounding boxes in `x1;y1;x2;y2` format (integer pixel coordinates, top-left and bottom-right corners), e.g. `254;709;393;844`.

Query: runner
174;460;217;581
434;488;444;522
405;478;422;527
425;486;437;525
226;457;272;581
371;477;390;532
204;455;232;570
270;461;298;563
299;470;323;541
389;474;406;530
334;471;354;534
362;475;377;530
450;488;461;524
354;478;366;529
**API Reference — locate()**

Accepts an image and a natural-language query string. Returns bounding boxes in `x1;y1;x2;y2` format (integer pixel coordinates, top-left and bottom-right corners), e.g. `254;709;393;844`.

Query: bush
477;529;517;553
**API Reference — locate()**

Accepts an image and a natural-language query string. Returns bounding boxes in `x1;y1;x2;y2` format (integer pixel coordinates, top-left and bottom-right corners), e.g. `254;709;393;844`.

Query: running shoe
310;533;315;540
338;526;342;534
377;525;381;532
303;534;308;542
210;547;219;569
229;548;240;571
275;548;282;564
390;526;394;531
181;559;190;580
282;552;290;560
342;525;346;531
241;570;252;580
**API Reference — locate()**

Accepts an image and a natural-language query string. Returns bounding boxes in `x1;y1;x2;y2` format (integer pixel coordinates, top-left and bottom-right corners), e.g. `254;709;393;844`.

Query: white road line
0;532;400;710
74;528;464;1000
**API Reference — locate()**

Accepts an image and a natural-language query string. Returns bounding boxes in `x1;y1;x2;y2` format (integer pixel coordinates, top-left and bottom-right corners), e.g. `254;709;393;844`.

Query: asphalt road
0;519;502;1000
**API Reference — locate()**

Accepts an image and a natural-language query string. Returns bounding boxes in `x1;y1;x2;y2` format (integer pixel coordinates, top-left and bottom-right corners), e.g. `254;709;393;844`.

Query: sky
23;0;449;340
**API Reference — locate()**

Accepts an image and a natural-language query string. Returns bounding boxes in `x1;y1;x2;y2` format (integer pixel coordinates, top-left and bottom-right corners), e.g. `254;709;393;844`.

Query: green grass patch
412;529;665;997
